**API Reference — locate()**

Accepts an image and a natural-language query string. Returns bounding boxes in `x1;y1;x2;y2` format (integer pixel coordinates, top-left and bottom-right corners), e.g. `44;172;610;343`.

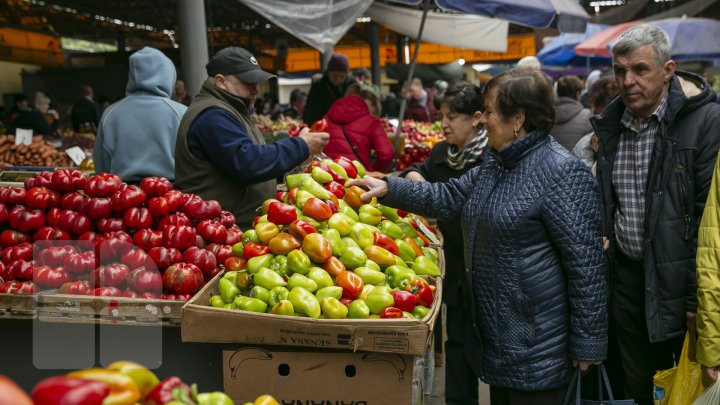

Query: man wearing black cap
174;46;330;229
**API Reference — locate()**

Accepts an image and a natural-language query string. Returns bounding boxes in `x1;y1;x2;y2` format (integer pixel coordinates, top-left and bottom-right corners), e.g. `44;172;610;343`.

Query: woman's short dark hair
484;68;555;133
441;81;484;116
556;75;584;99
587;75;618;112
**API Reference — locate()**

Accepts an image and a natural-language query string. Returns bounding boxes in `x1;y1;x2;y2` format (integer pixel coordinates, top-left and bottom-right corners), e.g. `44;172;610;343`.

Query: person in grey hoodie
552;75;593;151
94;47;187;183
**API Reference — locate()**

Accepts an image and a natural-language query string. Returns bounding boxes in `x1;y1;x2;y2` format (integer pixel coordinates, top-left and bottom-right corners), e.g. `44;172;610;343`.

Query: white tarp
238;0;373;55
366;2;509;52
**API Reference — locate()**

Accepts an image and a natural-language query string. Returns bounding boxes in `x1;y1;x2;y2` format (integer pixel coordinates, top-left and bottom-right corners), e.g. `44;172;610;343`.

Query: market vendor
174;46;329;230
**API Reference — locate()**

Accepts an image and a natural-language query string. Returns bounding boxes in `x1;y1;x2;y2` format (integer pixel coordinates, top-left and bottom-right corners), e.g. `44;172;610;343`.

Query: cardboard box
182;275;441;355
223;347;421;404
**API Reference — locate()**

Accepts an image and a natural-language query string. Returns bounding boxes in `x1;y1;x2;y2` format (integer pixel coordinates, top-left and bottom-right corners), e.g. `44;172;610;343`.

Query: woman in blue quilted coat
352;68;608;404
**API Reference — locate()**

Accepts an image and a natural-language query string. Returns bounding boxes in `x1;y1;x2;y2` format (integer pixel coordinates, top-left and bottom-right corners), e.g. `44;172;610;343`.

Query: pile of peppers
211;156;442;320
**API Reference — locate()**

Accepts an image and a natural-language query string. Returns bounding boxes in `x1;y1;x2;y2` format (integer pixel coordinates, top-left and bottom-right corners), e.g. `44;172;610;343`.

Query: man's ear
213;74;226;91
663;60;676;84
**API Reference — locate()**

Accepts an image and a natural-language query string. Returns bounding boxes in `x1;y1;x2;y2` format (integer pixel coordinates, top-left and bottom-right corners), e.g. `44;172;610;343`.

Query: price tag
15;128;33;146
65;147;86;166
409;213;440;245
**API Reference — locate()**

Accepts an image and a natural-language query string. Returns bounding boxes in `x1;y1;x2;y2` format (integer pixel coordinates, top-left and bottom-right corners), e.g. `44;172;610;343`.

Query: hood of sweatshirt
126;47;176;98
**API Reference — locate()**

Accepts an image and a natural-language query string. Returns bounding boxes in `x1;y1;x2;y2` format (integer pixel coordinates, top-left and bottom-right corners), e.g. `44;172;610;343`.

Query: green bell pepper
270;299;295;316
341;236;360;251
358;204;383;226
350;223;374;249
324;160;348;179
321;297;348;319
302;175;331;200
287;249;311;275
395;239;418;263
365;288;395;315
219;277;240;304
268;286;290;307
381;220;405;240
396;220;418;238
364;259;381;271
209;295;225;308
340;246;367;269
288;287;321;318
285;173;311;190
247;253;275;274
352;159;366;178
287;273;318;293
359;284;375;301
412;305;431;319
315;286;343;300
270;255;288;277
249;285;271;304
311;166;333;184
422;247;439;265
339;205;360;222
353;266;386;285
412;255;441;277
295;189;315;210
385;265;416;289
377;205;401;223
308;267;334;289
196;391;235;405
242;229;259;244
321;228;344;257
348;299;371;319
253;267;287;290
328;213;356;236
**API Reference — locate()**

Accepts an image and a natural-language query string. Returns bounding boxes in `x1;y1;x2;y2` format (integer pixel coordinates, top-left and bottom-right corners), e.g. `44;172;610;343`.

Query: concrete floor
423;356;490;405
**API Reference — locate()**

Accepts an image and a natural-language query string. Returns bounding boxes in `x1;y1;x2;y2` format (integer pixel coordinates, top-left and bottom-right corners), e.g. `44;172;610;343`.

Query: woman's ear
513;109;526;133
472;111;483;128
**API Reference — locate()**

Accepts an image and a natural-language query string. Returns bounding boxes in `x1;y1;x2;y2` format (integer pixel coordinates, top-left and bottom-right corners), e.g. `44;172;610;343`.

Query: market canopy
389;0;589;33
537;23;609;66
365;2;509;52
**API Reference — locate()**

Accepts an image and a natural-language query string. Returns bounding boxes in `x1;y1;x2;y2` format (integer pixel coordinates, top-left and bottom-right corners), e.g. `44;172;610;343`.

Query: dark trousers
490;384;567;405
444;302;479;405
611;252;683;405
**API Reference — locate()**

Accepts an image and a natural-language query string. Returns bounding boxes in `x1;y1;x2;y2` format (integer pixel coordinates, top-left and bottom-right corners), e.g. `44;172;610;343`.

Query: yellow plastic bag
653;332;705;404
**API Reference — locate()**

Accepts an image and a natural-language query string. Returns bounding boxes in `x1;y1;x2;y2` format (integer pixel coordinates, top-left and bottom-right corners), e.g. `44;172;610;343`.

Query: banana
228;347;273;379
361;352;407;382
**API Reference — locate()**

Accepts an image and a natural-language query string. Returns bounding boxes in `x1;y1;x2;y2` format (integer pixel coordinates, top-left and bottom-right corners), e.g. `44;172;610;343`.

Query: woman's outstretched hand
348;177;389;202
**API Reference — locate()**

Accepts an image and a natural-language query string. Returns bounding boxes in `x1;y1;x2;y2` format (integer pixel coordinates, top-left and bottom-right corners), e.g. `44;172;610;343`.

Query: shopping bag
652;332;704;405
693;381;720;405
564;364;637;404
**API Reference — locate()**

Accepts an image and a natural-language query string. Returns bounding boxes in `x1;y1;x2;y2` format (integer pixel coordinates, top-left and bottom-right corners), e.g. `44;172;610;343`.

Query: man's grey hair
612;24;671;65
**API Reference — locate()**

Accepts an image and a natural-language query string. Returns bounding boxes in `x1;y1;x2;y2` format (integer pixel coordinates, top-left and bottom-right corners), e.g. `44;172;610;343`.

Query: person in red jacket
323;85;394;172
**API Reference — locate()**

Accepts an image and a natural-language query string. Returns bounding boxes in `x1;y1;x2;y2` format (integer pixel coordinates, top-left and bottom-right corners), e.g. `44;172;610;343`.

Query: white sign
15;128;32;146
65;146;86;166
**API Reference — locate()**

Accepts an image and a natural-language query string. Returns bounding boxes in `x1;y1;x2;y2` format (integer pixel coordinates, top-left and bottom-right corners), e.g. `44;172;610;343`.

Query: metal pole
393;0;431;155
177;0;209;99
369;22;381;87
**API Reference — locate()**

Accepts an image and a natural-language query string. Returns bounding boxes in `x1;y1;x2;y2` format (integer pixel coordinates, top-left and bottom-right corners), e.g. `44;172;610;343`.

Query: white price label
409;213;440;245
65;147;86;166
15;128;33;146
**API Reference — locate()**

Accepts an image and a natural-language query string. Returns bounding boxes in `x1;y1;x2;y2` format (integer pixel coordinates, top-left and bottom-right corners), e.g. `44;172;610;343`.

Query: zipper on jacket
677;164;691;240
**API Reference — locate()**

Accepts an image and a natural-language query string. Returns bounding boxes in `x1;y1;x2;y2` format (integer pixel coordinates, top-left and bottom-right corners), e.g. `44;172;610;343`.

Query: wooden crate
0;293;37;319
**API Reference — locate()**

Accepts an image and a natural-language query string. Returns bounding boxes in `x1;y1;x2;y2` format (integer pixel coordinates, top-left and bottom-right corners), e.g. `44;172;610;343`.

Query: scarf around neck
445;128;488;170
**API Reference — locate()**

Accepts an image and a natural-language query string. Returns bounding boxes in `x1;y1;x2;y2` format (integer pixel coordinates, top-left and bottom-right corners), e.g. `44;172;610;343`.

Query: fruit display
381;119;444;171
207;156;442;320
0;134;75;167
251;114;300;134
0;362;280;405
0;170;244;300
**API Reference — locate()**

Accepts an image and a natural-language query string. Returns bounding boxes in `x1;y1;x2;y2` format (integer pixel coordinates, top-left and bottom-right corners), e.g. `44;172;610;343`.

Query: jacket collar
197;79;250;117
494;129;549;168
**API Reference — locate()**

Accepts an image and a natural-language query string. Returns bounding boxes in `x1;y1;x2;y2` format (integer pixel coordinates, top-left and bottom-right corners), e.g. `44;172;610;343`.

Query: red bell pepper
123;289;138;298
1;242;33;263
64;251;97;274
156;213;191;231
0;280;37;294
25;187;60;210
144;376;190;405
163;262;204;294
92;287;123;297
83;197;113;221
139;291;159;299
242;241;270;260
127;266;163;294
31;375;110;405
0;203;7;226
36;245;76;268
302;198;332;222
95;231;133;262
311;118;328;132
196;220;228;244
111;185;147;212
24;171;53;190
162;225;197;250
50;169;88;192
148;246;182;270
0;186;27;206
267;201;297;225
58;210;93;235
8;205;46;233
380;307;404;318
405;278;434;307
206;243;234;265
276;191;287;202
83;174;121;198
334;156;358;179
58;280;93;295
34;265;71;289
335;270;364;300
91;263;130;288
390;290;418;312
162;190;186;212
8;260;34;281
133;229;163;251
120;248;152;270
147;197;170;217
45;207;61;227
225;226;243;245
33;226;72;241
288;220;317;240
140;176;173;198
181;196;222;220
123;207;153;230
60;192;86;212
218;210;236;228
0;230;31;247
373;232;399;255
325;181;346;199
96;218;126;233
78;231;100;242
181;246;217;278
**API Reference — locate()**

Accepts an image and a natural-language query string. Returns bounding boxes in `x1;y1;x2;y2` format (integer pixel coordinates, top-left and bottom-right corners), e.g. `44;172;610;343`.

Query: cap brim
236;69;276;84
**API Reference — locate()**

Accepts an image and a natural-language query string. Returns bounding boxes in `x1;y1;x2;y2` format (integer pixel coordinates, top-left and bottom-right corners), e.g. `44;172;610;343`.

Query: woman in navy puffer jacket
353;68;608;404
